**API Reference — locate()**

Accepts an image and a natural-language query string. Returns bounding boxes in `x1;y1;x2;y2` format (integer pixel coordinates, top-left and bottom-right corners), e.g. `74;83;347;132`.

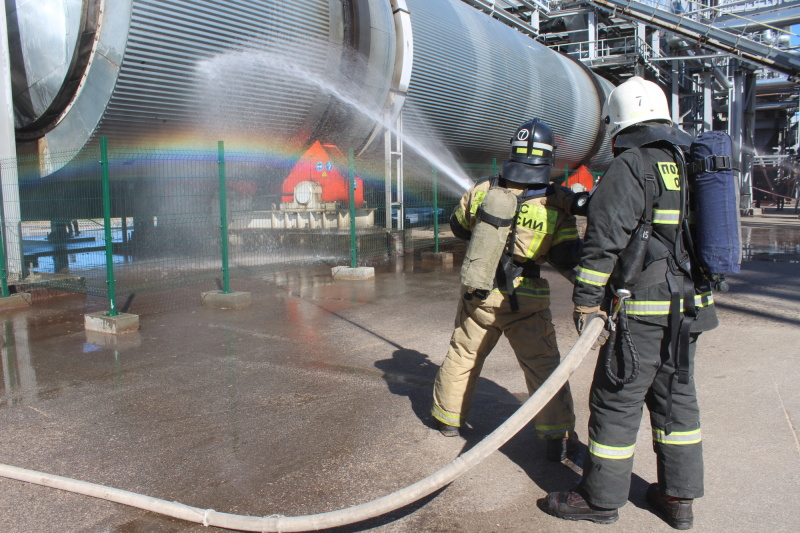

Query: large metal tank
8;0;612;175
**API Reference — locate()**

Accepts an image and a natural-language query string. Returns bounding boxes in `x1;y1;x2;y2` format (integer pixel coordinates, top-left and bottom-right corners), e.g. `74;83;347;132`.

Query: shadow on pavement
374;347;657;513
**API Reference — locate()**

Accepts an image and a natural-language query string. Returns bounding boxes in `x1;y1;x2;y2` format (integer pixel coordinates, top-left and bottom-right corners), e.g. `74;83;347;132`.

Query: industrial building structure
464;0;800;212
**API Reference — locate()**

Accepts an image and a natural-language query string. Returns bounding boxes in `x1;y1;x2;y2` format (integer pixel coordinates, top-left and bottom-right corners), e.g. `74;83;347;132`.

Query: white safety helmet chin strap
605;76;672;139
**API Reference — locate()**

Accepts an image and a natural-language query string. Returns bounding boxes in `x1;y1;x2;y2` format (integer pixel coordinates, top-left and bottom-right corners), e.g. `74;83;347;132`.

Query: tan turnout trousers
432;278;575;437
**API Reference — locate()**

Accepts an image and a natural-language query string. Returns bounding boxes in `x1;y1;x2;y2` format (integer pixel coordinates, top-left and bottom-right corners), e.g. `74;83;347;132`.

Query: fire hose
0;318;605;532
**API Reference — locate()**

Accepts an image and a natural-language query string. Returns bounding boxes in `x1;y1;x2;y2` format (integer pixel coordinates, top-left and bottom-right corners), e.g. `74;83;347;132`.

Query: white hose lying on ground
0;318;605;532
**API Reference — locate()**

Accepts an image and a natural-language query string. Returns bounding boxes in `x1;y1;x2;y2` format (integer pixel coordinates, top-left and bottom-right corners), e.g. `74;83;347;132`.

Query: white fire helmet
605;76;672;138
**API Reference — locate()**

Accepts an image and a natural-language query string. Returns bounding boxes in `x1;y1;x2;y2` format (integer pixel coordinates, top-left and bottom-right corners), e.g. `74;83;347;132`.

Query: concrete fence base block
331;266;375;280
85;330;142;351
0;292;32;311
422;252;454;266
84;312;140;335
201;290;252;309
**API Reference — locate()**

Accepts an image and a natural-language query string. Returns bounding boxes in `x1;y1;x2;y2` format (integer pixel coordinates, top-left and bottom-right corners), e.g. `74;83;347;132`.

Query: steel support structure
0;7;22;280
384;111;405;231
730;60;758;214
589;0;800;78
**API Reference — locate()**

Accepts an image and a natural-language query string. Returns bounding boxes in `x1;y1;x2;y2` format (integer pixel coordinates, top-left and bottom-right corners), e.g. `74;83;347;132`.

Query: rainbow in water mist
91;130;465;201
192;44;475;196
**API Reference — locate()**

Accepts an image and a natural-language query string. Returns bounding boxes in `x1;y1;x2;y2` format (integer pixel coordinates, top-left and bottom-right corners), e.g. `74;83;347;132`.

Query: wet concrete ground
0;213;798;533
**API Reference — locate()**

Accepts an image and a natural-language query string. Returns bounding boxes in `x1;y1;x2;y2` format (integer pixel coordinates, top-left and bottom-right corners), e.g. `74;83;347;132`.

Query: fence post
564;163;570;187
433;167;439;254
0;210;9;297
218;140;231;294
100;137;118;316
348;148;357;269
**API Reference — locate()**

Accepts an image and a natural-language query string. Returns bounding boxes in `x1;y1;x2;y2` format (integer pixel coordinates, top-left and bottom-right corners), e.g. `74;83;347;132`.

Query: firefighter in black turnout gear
539;77;718;530
431;119;581;462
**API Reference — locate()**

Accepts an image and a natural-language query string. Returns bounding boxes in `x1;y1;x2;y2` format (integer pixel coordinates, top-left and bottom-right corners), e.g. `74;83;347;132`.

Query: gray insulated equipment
460;187;519;292
8;0;613;175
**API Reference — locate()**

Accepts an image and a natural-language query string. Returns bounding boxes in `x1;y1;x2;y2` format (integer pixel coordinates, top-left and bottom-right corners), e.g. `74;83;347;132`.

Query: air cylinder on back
460;187;519;292
689;131;741;279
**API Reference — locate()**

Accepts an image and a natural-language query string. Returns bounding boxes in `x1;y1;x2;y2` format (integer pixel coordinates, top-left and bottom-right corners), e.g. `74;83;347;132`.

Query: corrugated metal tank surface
403;0;613;171
18;0;400;160
15;0;612;173
97;0;343;147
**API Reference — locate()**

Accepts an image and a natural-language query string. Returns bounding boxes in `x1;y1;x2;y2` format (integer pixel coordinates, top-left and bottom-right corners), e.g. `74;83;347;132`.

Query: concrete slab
200;290;252;309
84;311;140;335
0;292;32;311
331;265;375;280
421;251;454;266
0;221;798;533
85;330;143;351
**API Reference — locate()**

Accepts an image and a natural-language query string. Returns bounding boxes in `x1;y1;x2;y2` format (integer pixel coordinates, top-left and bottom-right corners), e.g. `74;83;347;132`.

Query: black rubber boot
545;432;581;462
646;483;694;530
537;490;619;524
435;420;460;437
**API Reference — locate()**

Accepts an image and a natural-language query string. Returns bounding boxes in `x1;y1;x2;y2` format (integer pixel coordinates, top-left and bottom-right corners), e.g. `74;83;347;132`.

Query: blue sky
793;24;800;47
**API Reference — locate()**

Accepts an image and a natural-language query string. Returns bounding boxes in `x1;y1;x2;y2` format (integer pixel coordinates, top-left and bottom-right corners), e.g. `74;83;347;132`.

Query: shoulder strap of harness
663;147;698;435
501;191;523;311
643;173;655;224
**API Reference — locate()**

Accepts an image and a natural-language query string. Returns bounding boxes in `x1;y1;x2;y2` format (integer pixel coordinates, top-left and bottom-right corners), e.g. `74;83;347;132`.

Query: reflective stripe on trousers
653;428;702;445
589;439;635;459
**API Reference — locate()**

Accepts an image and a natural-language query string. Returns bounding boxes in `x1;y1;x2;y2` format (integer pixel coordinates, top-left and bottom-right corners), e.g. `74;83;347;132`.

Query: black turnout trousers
580;317;704;509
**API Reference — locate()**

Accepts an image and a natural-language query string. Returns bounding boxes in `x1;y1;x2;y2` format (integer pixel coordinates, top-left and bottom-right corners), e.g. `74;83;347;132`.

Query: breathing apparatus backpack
460;179;549;311
606;131;740;391
686;131;741;291
615;130;741;292
460;186;519;294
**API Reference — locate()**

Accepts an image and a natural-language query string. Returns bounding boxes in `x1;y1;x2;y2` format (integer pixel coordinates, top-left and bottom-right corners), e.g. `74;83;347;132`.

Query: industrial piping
0;318;606;532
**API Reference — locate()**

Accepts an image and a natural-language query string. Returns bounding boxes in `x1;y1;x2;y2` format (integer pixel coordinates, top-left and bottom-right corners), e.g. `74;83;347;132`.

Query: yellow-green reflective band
576;267;611;287
521;205;558;259
627;293;714;316
626;300;669;315
552;227;579;245
512;287;550;298
536;423;572;432
694;291;714;308
516;147;527;154
454;206;469;229
470;190;487;215
589;439;635;459
652;428;702;445
653;209;681;225
536;424;572;437
493;278;550;299
431;404;463;427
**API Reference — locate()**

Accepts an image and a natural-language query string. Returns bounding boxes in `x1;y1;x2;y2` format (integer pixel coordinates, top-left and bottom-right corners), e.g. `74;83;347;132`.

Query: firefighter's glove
573;305;609;349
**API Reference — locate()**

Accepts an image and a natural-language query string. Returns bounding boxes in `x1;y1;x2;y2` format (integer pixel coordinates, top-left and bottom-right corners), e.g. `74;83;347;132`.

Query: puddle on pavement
741;225;800;263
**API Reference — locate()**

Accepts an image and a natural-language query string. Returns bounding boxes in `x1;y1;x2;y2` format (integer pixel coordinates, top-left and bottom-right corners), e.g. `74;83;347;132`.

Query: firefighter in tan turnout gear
539;77;718;530
431;119;582;462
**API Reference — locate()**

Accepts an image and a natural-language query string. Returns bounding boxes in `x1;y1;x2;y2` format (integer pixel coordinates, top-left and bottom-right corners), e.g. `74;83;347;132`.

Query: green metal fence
2;140;484;313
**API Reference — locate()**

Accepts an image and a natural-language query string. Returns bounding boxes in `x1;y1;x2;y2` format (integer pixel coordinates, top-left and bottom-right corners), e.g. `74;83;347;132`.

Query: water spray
197;48;473;195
